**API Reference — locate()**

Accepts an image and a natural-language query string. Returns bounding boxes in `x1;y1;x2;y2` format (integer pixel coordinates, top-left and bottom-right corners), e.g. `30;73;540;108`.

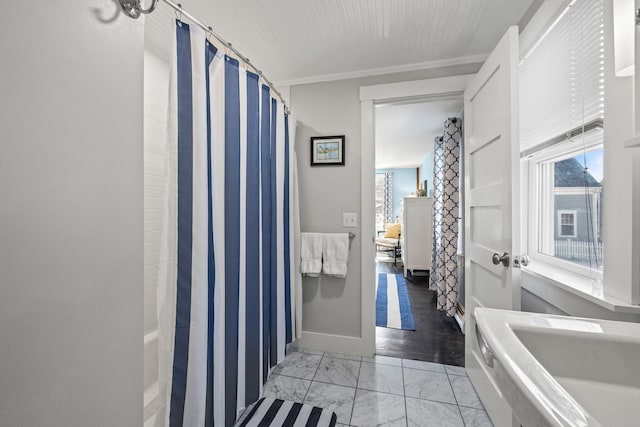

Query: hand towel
300;233;323;277
322;233;350;278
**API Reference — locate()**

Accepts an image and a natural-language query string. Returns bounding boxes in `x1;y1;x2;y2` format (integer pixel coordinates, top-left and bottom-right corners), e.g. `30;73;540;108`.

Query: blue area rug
376;273;415;330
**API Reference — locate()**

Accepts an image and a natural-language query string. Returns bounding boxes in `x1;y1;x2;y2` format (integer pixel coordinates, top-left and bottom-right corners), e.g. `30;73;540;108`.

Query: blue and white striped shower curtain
157;21;300;427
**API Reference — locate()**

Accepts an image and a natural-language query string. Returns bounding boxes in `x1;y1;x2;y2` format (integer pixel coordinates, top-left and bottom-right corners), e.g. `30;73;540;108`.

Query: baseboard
454;302;465;334
293;330;374;357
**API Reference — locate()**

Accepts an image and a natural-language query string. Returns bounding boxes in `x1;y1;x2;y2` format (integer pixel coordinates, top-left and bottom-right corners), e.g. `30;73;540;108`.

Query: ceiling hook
118;0;159;19
206;26;214;44
118;0;141;18
138;0;160;15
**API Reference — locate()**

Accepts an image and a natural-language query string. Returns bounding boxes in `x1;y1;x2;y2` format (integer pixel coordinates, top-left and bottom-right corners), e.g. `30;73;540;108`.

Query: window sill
522;262;640;314
624;134;640;148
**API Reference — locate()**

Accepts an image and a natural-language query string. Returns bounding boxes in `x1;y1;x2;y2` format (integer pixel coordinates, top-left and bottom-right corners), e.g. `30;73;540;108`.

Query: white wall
290;64;480;352
143;50;170;427
0;1;143;426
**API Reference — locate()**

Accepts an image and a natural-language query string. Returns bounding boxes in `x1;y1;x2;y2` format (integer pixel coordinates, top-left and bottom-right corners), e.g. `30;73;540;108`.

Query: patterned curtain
429;118;462;316
383;172;393;224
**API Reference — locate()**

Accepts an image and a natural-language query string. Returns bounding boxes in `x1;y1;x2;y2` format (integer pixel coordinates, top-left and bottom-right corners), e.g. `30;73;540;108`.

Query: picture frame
310;135;345;166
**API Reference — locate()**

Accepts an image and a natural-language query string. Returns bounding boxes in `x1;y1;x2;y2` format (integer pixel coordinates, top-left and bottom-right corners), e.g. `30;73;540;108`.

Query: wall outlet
343;212;358;228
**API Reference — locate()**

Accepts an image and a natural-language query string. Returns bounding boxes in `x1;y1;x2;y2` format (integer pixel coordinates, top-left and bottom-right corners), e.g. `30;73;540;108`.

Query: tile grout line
401;361;408;427
348;356;364;426
272;362;365;390
446;371;460;406
446;370;468;427
302;351;326;403
352;386;405;398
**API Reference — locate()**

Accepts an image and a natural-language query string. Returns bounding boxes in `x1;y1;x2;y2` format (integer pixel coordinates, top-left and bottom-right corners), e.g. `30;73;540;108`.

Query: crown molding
274;54;487;88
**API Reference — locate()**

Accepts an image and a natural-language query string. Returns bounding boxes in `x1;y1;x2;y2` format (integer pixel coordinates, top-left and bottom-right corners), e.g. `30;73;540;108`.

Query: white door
464;26;520;427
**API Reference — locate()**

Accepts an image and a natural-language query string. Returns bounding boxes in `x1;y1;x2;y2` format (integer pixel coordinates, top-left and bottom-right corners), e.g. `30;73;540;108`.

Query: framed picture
310;135;345;166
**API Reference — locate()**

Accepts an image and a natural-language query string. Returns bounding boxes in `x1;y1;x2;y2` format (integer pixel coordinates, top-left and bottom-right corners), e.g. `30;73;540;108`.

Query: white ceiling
375;99;463;169
144;0;540;86
144;1;539;170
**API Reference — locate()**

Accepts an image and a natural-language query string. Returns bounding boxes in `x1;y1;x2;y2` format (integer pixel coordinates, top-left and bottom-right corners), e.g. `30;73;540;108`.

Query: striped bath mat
236;397;337;427
376;273;416;330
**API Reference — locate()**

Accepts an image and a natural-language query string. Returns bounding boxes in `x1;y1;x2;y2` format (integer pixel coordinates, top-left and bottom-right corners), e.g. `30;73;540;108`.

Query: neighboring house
553;157;603;266
553;157;602;241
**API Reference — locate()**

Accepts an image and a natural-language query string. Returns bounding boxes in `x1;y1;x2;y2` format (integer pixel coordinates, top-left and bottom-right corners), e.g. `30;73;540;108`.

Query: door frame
359;75;474;354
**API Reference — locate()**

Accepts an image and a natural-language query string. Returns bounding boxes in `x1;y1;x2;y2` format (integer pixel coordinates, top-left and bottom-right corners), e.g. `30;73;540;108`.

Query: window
528;140;604;274
375;174;385;230
375;172;393;230
521;0;604;276
558;211;576;238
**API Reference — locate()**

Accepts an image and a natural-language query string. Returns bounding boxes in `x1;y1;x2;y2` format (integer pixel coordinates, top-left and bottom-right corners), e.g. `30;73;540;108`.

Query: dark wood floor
375;261;465;366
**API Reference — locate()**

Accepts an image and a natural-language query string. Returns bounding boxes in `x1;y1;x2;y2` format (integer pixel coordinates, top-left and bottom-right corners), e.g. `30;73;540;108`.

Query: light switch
343;212;358;228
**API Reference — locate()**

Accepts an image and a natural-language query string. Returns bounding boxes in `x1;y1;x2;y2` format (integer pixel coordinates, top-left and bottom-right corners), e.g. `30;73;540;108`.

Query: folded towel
300;233;323;277
322;233;350;278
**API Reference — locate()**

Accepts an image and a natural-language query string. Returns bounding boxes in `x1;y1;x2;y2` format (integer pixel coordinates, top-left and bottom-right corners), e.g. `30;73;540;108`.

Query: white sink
474;308;640;427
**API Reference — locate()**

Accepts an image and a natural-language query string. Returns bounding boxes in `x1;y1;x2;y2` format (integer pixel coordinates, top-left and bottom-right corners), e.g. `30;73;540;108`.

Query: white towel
300;233;323;277
322;233;350;278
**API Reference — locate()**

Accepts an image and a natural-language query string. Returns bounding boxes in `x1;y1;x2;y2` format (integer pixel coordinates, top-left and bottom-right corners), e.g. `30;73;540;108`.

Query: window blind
520;0;604;151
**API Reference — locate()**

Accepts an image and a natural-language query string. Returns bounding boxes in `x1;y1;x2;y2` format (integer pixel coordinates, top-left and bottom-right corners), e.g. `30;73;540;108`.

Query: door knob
513;254;530;268
492;252;510;267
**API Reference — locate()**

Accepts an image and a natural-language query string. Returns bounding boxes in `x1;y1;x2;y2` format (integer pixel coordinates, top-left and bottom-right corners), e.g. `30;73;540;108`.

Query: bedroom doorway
363;79;469;365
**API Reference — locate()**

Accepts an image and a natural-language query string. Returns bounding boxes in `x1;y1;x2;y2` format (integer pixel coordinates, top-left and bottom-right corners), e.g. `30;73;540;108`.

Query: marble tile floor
265;349;493;427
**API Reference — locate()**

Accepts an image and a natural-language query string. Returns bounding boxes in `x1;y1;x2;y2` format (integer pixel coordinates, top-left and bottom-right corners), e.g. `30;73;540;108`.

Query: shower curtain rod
119;0;290;114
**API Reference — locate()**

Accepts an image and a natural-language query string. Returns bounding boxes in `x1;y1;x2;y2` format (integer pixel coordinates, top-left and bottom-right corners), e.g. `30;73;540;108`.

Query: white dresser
401;197;433;278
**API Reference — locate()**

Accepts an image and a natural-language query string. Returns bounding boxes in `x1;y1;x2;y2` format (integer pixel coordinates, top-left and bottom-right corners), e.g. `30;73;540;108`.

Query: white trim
522;265;640;315
531;250;603;279
360;75;471;356
276;55;485;88
360;99;376;358
295;331;375;356
557;210;577;238
554;187;601;195
523;129;604;163
360;75;474;101
624;134;640;147
519;0;573;61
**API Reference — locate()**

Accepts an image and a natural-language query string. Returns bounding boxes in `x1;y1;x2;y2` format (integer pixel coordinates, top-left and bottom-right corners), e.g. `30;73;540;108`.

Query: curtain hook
207;26;214;44
175;3;183;26
226;43;232;58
